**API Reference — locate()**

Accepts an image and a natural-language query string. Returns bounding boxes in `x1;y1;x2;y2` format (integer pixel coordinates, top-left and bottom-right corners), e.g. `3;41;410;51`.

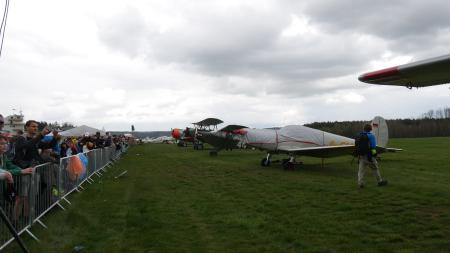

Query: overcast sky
1;0;449;131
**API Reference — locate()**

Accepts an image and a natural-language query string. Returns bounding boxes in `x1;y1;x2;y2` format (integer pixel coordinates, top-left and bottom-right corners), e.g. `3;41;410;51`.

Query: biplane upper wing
358;54;450;88
192;118;223;127
219;125;248;132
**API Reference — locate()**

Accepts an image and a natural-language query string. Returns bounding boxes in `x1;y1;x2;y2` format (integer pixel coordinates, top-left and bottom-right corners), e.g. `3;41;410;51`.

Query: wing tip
359;66;400;84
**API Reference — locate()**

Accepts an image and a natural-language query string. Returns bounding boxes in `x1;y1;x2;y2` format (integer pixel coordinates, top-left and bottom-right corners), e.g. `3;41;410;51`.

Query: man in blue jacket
357;124;388;188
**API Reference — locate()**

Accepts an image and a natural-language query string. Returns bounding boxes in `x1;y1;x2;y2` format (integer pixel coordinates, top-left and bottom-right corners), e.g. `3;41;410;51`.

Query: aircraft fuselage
245;125;354;152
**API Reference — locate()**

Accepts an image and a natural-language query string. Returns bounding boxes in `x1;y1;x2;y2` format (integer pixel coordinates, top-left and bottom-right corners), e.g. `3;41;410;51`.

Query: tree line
37;121;76;131
305;107;450;139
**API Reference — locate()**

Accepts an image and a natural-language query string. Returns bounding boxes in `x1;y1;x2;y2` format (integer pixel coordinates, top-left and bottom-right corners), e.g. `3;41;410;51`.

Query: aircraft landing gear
261;153;272;167
282;156;296;170
281;159;292;170
193;141;203;150
282;154;303;170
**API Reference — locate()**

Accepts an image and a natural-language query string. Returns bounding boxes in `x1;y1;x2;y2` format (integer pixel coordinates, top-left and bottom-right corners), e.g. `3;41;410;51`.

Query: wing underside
278;145;402;158
278;145;355;158
359;54;450;87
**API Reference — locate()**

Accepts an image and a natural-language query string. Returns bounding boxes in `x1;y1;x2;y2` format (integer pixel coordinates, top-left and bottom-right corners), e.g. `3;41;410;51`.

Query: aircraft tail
371;116;389;148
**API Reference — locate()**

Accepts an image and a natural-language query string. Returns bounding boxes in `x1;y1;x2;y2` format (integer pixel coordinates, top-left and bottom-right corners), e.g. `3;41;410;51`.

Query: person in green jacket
1;135;34;222
1;136;17;183
0;136;33;180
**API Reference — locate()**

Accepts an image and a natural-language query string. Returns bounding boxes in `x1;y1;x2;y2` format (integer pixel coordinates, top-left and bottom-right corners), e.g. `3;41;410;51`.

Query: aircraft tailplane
371;116;389;148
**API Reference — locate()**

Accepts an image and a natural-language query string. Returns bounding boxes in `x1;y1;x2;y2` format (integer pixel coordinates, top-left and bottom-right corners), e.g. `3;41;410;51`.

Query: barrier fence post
58;160;70;208
25;171;39;241
0;144;128;250
0;207;29;253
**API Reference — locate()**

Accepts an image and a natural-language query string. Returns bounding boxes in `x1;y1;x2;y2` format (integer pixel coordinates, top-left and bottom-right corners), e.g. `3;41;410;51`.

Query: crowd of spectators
0;115;130;224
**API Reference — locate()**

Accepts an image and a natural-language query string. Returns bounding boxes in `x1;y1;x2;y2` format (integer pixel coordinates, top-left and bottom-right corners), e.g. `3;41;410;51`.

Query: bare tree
436;109;444;119
423;110;435;119
445;107;450;119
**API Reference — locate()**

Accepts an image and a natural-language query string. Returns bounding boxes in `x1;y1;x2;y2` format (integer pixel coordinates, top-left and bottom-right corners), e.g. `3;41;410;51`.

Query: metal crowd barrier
0;143;129;251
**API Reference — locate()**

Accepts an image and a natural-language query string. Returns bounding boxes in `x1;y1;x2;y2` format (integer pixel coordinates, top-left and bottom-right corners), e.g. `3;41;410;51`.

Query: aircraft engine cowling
171;128;182;140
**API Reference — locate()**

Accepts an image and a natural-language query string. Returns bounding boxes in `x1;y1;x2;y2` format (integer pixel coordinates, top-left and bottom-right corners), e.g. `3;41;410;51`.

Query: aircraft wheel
281;159;289;169
261;158;271;167
282;159;294;170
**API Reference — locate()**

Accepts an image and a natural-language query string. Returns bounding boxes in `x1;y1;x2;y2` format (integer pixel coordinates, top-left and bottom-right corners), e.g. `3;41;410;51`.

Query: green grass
5;137;450;253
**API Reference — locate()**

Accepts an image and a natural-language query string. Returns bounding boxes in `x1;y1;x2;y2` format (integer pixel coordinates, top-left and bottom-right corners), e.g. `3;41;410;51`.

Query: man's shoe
378;180;388;186
359;184;364;189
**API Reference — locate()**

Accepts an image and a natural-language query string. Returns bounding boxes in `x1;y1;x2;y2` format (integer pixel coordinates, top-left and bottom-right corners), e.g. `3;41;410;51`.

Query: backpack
354;132;370;157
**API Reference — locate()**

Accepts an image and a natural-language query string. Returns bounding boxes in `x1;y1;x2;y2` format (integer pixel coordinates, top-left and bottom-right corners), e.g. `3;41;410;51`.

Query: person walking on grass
356;124;388;188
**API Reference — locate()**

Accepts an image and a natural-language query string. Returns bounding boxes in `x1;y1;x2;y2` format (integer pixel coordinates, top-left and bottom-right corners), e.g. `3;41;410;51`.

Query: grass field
5;137;450;253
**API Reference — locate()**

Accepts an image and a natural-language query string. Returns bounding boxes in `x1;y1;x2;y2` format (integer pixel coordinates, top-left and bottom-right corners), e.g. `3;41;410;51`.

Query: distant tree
442;107;450;119
61;122;75;131
305;107;450;139
435;109;444;119
47;121;60;130
423;110;435;119
36;121;76;131
37;121;48;131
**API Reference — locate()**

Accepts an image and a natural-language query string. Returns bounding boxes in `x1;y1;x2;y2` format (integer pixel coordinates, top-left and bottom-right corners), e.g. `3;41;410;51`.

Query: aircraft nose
171;129;181;139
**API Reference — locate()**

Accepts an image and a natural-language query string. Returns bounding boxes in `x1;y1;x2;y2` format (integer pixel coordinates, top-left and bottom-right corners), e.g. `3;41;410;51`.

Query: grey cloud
150;9;289;72
96;1;450;99
302;0;450;38
97;6;156;57
5;0;450;132
301;0;450;56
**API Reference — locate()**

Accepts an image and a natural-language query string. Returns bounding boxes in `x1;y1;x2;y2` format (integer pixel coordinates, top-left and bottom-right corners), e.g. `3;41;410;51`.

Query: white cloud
282;14;317;37
0;0;449;131
325;91;365;105
367;53;414;70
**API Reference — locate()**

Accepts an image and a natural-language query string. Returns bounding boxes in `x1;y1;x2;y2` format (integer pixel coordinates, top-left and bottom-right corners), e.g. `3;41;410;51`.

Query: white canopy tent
57;125;106;137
